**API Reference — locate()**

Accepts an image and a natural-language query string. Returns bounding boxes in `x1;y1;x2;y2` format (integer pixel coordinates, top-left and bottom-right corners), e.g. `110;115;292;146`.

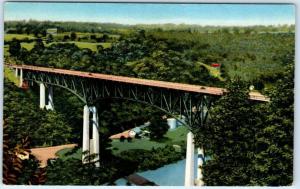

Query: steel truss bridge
6;64;269;186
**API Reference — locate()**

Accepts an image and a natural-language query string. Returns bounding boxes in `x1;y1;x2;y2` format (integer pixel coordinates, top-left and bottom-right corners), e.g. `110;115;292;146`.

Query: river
115;154;198;186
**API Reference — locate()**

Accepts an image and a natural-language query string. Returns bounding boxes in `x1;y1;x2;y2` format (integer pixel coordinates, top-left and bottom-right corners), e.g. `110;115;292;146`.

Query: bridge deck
8;64;269;102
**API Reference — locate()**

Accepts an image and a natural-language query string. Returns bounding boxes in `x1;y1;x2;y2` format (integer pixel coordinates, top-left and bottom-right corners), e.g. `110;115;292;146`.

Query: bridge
7;64;269;186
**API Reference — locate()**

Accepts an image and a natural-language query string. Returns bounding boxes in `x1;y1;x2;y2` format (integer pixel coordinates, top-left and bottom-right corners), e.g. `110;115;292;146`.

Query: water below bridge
115;154;198;186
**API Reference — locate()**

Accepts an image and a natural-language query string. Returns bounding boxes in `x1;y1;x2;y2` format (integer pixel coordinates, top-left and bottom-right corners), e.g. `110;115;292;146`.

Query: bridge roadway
8;64;269;102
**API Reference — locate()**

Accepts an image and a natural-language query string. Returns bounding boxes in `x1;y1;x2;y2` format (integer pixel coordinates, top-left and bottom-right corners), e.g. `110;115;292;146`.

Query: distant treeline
5;20;295;35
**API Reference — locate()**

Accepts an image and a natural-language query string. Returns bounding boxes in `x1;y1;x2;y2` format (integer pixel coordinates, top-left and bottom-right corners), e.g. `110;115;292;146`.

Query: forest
3;20;295;185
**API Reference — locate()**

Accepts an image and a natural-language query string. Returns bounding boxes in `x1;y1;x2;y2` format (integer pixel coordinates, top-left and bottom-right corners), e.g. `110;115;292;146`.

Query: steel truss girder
24;70;215;128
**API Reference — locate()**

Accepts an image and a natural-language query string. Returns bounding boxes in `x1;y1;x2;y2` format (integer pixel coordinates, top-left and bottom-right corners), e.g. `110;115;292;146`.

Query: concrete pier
15;68;18;77
82;105;90;163
40;83;46;109
196;147;205;186
184;131;195;186
82;106;100;166
46;86;54;110
91;106;100;167
19;69;23;87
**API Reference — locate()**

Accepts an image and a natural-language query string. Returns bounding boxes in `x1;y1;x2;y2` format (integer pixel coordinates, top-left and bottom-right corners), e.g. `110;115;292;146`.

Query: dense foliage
3;123;46;185
148;31;294;82
4;80;73;147
45;145;183;185
195;79;260;185
252;63;294;185
118;145;184;171
194;62;294;185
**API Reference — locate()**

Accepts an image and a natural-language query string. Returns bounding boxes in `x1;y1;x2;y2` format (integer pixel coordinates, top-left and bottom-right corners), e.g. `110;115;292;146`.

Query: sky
4;2;295;26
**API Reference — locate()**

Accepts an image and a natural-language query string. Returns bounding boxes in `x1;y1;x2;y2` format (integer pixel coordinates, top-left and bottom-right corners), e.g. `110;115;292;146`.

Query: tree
251;63;294;186
3;80;73;147
41;30;47;37
194;78;261;185
33;30;39;37
9;38;21;57
97;45;104;53
3;123;46;185
70;32;77;41
32;38;45;51
90;34;96;40
148;117;169;139
63;35;70;41
46;34;54;43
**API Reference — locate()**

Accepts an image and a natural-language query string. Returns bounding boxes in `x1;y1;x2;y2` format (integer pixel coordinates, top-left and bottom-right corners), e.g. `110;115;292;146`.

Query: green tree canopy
9;38;21;57
194;78;261;185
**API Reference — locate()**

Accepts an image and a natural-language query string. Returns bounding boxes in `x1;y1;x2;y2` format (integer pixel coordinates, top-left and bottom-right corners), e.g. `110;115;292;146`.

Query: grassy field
4;45;9;56
56;126;189;160
56;147;82;160
112;126;188;154
199;62;225;81
5;32;113;53
111;138;166;154
16;41;112;52
21;42;35;51
62;41;112;51
4;34;36;41
4;67;19;86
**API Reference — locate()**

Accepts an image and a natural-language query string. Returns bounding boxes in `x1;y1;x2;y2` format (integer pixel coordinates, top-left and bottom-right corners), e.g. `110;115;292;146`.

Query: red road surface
8;64;269;102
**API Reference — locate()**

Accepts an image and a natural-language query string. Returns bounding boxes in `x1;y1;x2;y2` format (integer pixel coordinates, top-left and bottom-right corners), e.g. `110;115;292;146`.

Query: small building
167;115;186;130
167;118;177;130
211;63;221;68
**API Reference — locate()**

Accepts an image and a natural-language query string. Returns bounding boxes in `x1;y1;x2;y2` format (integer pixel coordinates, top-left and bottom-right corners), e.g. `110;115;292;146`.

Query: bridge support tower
82;105;100;167
196;147;205;186
19;68;23;88
39;83;54;110
184;131;205;186
185;131;195;186
15;68;18;77
46;86;54;110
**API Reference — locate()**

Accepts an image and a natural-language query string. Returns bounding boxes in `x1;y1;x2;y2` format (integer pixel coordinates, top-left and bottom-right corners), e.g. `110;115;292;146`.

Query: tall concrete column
15;68;18;77
185;131;195;186
82;105;90;163
92;107;100;167
46;86;54;110
19;69;23;87
196;147;205;186
39;83;46;109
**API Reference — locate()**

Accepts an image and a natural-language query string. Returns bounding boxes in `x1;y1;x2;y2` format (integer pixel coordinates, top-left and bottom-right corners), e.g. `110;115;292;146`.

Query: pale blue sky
4;2;295;26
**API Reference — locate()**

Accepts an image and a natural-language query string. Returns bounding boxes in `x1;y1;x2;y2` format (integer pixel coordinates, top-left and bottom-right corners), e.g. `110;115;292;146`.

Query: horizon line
4;19;295;27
